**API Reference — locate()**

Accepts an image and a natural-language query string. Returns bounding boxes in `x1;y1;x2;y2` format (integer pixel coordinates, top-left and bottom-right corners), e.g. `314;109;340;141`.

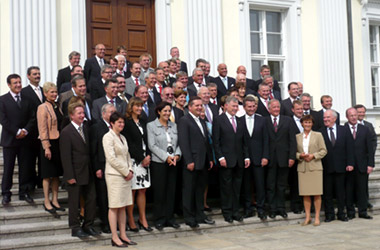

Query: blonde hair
42;82;57;93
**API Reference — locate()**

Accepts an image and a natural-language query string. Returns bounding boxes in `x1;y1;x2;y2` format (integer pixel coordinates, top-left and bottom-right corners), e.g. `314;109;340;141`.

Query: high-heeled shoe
138;220;153;232
301;219;312;226
43;204;56;214
121;238;137;245
51;203;65;212
111;239;128;248
128;223;139;232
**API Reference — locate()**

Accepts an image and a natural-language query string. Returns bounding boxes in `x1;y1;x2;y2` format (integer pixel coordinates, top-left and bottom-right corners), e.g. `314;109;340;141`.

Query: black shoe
201;217;215;225
83;227;101;236
243;211;254;218
101;225;111;234
51;203;65;212
128;222;139;232
224;217;233;223
348;214;355;220
186;222;199;228
43;204;56;214
155;224;164;231
278;211;288;219
19;193;34;203
138;220;153;232
111;239;128;248
368;203;373;209
292;209;302;214
359;214;373;219
258;212;267;220
233;215;244;222
204;207;212;212
166;222;180;229
121;239;138;245
72;228;90;238
269;212;276;219
2;195;11;205
324;216;335;222
337;215;348;222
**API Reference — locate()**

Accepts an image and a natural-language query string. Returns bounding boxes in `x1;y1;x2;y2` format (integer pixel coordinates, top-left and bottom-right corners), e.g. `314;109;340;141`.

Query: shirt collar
9;90;20;98
225;112;234;120
189;112;200;121
71;121;82;130
29;83;40;89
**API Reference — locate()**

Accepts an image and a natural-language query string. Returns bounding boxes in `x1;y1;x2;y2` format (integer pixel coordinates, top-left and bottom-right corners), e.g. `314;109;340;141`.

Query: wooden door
86;0;156;66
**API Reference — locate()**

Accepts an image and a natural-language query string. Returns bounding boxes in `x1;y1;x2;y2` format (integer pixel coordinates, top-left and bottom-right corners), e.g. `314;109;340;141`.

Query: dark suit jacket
280;98;294;117
62;96;92;118
178;114;212;170
57;66;71;92
204;103;219;123
314;109;340;131
246;78;257;92
212;113;249;168
213;76;236;99
89;78;106;101
241;114;269;166
60;123;92;185
363;120;378;152
256;98;270;117
187;84;198;97
255;78;281;92
90;120;109;174
271;90;282;101
345;123;375;173
266;115;296;167
84;56;103;81
320;125;355;174
0;93;35;147
92;96;126;121
290;116;301;134
173;106;185;124
122;118;150;165
59;81;72;94
21;85;45;139
180;61;188;74
140;102;156;123
148;88;161;105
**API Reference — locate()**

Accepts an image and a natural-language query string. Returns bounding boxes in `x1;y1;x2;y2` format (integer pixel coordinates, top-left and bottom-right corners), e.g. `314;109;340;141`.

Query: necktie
213;99;216;105
304;110;309;115
15;95;21;108
159;85;163;94
352;126;356;140
329;127;335;146
135;78;139;86
148;90;154;102
84;103;91;120
99;59;104;67
170;112;175;123
222;77;228;89
204;104;212;123
248;116;253;136
78;126;86;143
231;116;237;133
109;99;115;105
143;103;149;116
35;87;42;102
273;117;278;132
265;99;269;110
120;93;126;102
270;92;274;100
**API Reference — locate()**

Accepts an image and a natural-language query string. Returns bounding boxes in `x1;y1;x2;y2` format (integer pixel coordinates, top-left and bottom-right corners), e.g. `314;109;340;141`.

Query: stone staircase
1;137;380;250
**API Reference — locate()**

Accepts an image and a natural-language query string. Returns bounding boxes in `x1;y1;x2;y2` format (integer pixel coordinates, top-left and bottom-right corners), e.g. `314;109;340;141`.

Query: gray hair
326;109;338;118
300;93;311;99
101;103;114;114
114;54;126;61
268;99;280;108
68;51;80;60
263;75;273;82
225;96;238;104
192;67;203;76
101;64;113;74
243;94;258;106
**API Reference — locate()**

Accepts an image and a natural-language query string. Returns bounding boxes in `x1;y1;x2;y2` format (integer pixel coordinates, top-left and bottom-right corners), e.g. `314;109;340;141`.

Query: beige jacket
37;102;62;150
296;131;327;172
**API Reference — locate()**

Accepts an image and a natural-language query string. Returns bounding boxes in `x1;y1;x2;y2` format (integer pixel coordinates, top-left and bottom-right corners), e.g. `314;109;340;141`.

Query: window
249;9;284;86
370;25;380;106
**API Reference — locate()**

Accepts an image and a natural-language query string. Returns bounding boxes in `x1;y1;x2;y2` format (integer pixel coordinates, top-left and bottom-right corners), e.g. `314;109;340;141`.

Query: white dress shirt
327;124;337;141
293;115;304;133
189;112;204;136
302;132;311;154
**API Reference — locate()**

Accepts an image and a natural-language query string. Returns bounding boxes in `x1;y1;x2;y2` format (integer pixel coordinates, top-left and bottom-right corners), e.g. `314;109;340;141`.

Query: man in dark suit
207;83;219;107
187;59;208;86
145;71;162;105
60;102;100;238
355;104;377;208
204;62;213;84
1;74;36;205
90;103;116;233
320;109;354;222
187;68;204;97
255;83;271;117
262;75;281;100
241;95;269;220
213;63;236;100
178;96;214;228
198;87;218;124
92;78;127;121
59;66;84;94
281;82;299;117
116;45;132;78
135;85;156;123
314;95;340;130
265;99;296;219
254;65;281;93
345;108;374;220
115;75;131;103
89;64;113;101
300;93;319;129
236;65;257;93
170;47;188;74
21;66;45;189
213;96;250;223
57;51;81;92
155;68;168;92
84;43;106;81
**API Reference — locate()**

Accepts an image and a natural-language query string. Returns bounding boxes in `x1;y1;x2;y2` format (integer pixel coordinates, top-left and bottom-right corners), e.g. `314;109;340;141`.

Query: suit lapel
70;123;86;145
6;93;20;110
222;113;235;133
188;115;206;138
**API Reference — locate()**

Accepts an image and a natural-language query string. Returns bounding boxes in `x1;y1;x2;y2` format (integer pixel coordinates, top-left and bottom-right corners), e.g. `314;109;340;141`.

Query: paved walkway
75;215;380;250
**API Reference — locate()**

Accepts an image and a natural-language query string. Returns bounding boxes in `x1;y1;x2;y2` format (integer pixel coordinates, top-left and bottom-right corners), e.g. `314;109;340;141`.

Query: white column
10;0;58;85
318;0;351;115
155;0;172;63
185;0;224;76
71;0;87;61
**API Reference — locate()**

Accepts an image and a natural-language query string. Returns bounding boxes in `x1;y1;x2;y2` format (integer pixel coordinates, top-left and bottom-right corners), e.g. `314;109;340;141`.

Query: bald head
236;65;247;75
217;63;228;77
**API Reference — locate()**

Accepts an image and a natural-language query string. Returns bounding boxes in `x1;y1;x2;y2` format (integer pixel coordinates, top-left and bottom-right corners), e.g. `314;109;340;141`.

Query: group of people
0;44;377;248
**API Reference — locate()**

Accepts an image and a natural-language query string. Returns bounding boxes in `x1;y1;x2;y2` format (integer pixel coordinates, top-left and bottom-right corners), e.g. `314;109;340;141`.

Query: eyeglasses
165;93;174;96
104;71;113;74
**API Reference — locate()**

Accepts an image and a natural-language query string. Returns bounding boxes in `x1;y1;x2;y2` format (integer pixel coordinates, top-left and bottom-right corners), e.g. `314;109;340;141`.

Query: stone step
0;207;68;225
369;183;380;193
0;187;66;198
369;172;380;182
0;193;68;211
1;205;379;250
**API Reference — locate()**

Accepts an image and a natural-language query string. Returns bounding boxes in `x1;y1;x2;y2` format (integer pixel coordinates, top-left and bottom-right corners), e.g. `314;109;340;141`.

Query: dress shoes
186;222;200;228
138;220;153;232
324;216;335;223
201;217;215;225
204;207;212;212
277;211;288;219
111;239;128;248
19;193;34;203
128;226;139;232
43;204;56;214
101;225;111;234
337;215;348;222
359;214;373;219
243;211;255;218
83;227;101;236
348;214;356;220
166;222;180;229
224;217;233;223
121;239;138;245
72;228;90;238
155;224;164;231
51;203;65;212
233;215;244;222
2;195;11;205
368;202;373;209
258;212;267;220
269;212;276;219
292;209;302;214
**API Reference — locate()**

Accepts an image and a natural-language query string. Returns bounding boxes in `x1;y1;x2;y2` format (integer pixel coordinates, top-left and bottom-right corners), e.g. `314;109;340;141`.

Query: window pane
370;26;376;43
266;12;281;32
268;61;283;82
371;68;378;87
371;45;377;63
250;10;260;31
267;34;282;54
372;86;378;106
251;33;260;53
251;60;263;80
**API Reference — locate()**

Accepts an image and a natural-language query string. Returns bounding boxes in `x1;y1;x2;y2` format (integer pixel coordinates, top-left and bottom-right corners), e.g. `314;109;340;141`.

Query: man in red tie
263;75;281;101
125;62;143;97
208;83;218;106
